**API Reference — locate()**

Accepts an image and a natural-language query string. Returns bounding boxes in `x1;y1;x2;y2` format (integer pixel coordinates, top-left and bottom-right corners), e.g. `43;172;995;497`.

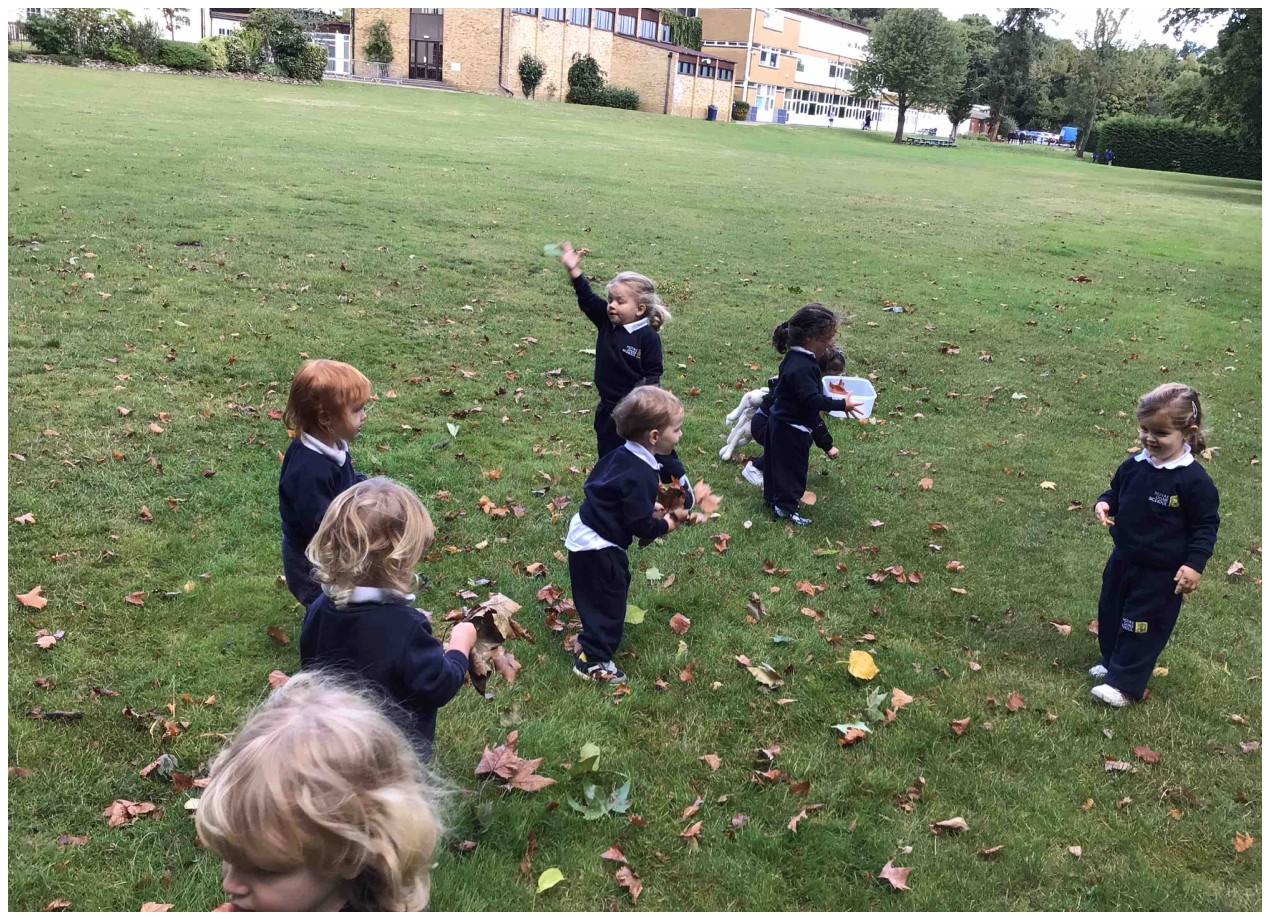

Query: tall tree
810;9;884;28
986;8;1054;139
945;14;998;138
1074;9;1129;158
1203;9;1260;150
854;8;967;143
160;8;189;41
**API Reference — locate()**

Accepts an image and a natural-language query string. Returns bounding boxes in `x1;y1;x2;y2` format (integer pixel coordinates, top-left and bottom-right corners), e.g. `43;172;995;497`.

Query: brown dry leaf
139;903;173;912
56;834;89;849
918;477;934;491
148;422;164;434
266;670;289;689
679;820;703;839
102;799;157;828
519;831;538;880
1104;760;1131;772
681;796;703;819
800;490;817;505
13;512;35;525
945;560;964;572
44;899;71;911
600;845;628;864
930;816;969;834
979;845;1004;859
712;533;731;553
950;587;968;596
139;506;153;522
787;803;824;832
700;753;721;772
950;718;970;737
125;591;146;607
1004;690;1025;712
877;860;912;890
266;626;290;645
1132;745;1161;764
1227;560;1245;576
614;865;643;904
18;586;48;609
795;580;824;596
788;779;810;797
668;613;692;635
1068;845;1082;858
117;406;131;416
1234;832;1256;853
1050;621;1072;636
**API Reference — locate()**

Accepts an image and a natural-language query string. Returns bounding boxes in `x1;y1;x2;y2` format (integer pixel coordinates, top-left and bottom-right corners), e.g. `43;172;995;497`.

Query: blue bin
706;104;717;121
775;108;788;124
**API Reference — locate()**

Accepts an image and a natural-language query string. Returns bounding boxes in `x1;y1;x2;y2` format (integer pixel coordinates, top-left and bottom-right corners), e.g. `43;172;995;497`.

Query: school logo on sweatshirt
1148;490;1175;507
622;345;641;359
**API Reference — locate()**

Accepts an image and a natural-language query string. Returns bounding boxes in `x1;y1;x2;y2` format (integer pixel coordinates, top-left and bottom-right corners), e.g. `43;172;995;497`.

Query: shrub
600;87;640;110
1094;113;1260;180
518;52;546;97
732;100;750;121
159;40;213;71
259;62;285;78
296;42;328;81
47;53;84;67
237;28;264;71
9;48;27;62
26;10;76;55
566;55;606;105
223;34;253;72
118;16;162;63
363;18;394;63
197;36;228;71
105;44;139;66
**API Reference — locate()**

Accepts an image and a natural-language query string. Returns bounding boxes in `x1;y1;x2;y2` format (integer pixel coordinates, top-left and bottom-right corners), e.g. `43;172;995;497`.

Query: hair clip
1190;398;1198;420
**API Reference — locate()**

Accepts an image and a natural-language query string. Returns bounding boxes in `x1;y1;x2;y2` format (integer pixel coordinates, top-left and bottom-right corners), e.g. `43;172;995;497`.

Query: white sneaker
1091;684;1130;708
741;462;764;487
1088;663;1108;679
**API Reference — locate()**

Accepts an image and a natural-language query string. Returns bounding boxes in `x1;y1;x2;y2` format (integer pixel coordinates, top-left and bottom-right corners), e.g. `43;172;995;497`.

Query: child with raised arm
764;305;861;525
300;478;476;759
1089;383;1220;707
558;240;695;508
279;359;371;606
565;386;686;682
196;672;443;911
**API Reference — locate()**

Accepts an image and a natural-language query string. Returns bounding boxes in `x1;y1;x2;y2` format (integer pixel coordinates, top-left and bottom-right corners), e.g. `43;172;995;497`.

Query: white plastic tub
822;375;877;419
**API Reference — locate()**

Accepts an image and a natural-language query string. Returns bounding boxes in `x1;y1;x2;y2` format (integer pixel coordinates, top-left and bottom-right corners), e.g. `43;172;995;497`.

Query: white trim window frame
616;13;636;36
568;8;590;26
758;47;779;68
542;8;565;22
594;9;614;30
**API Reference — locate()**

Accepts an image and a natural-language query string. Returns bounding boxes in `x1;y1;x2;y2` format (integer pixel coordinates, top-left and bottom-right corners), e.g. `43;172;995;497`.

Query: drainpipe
663;51;673;114
741;6;756;106
497;8;514;96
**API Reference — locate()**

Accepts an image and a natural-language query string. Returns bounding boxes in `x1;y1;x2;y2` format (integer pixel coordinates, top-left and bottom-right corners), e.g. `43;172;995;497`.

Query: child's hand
652;501;667;519
827;447;839;459
663;514;678;533
447;622;478;656
1173;565;1201;595
1094;501;1112;526
560;241;589;276
840;394;864;418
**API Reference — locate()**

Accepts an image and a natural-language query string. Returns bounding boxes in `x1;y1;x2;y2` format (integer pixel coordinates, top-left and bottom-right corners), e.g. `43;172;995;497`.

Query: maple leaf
1132;746;1161;764
267;670;289;689
125;591;146;606
712;533;731;553
505;757;556;792
600;845;628;864
18;586;48;609
800;490;817;505
891;688;914;711
615;865;643;903
787;803;824;832
679;820;703;839
668;613;692;634
930;816;969;834
1234;832;1256;853
877;860;912;890
950;718;971;737
1227;560;1246;576
13;512;35;525
918;477;934;490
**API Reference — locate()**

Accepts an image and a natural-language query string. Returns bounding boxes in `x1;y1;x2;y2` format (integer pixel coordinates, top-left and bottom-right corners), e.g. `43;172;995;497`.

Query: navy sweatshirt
278;438;364;548
770;349;846;432
577;444;670;549
299;593;469;759
761;374;834;453
573;274;663;404
1098;452;1220;572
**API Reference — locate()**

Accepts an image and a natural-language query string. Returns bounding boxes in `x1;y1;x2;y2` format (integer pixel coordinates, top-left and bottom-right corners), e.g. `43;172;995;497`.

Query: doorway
409;40;442;80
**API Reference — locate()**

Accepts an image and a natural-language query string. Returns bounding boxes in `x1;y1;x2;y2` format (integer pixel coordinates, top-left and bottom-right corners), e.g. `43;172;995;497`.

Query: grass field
7;64;1262;911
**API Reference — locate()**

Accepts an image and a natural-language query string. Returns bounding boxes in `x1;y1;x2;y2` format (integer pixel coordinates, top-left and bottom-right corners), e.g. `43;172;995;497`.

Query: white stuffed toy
719;387;769;460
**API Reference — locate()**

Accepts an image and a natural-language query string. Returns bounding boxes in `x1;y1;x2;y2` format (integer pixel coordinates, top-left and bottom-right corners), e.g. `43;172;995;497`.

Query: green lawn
8;64;1262;911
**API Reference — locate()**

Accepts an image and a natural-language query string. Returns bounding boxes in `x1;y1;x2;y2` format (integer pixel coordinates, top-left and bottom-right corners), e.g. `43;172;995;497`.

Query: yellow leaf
537;867;565;893
847;650;878;681
1152;666;1168;677
1040;481;1057;490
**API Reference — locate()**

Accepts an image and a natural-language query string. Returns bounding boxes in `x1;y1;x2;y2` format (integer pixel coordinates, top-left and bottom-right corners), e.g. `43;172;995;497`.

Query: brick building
349;8;736;120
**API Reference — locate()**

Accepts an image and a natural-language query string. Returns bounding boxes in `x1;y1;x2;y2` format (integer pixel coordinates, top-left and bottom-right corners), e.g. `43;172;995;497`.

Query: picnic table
905;136;956;148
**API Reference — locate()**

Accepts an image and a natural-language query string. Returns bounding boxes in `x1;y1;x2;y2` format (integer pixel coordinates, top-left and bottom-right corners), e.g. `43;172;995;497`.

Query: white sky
935;6;1226;50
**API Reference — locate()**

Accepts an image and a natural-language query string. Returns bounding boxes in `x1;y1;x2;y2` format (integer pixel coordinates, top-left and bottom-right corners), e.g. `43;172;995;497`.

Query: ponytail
773;304;838;354
771;320;792;353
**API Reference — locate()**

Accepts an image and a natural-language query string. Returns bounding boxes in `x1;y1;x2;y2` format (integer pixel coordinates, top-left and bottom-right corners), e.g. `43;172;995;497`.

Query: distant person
1105;148;1115;166
828;111;835;129
862;112;872;131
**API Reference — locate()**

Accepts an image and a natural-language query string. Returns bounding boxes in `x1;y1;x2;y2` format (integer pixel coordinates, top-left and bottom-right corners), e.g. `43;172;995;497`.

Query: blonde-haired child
301;478;476;758
1090;383;1220;707
196;671;444;911
558;241;696;508
565;385;686;682
279;359;372;606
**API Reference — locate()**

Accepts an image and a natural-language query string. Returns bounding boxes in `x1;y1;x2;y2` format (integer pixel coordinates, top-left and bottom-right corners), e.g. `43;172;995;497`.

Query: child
741;346;845;487
300;478;477;759
565;385;685;681
1090;383;1220;707
279;359;372;607
763;305;861;525
558;241;695;509
196;672;443;911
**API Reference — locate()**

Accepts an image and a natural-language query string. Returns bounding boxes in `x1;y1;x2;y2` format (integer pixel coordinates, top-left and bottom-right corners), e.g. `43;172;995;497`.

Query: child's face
325;402;366;445
807;326;838;358
1137;410;1191;464
607;283;647;326
649;409;684;455
220;860;351;912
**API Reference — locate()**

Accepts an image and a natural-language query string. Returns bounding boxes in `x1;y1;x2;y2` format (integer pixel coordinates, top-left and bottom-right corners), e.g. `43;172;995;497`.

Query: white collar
300;431;348;465
339;586;416;605
623;440;662;471
790;346;816;357
1133;444;1194;469
622;318;650;333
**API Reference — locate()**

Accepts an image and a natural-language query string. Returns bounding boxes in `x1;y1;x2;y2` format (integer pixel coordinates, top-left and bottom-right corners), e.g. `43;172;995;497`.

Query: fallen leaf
700;753;721;772
18;586;48;609
102;799;157;828
13;512;35;525
979;845;1004;859
139;904;172;912
56;834;88;849
1068;846;1082;858
877;860;911;890
787;803;824;832
1040;481;1057;491
44;899;71;911
681;796;703;819
918;477;934;491
1004;690;1025;712
679;820;703;840
712;533;730;553
614;865;642;903
1239;741;1259;754
125;591;146;607
266;626;290;645
1050;621;1072;636
1132;746;1161;764
891;688;914;711
600;845;628;864
536;867;565;893
266;670;289;689
930;816;969;834
800;490;817;505
1234;832;1256;853
847;650;878;681
1104;760;1131;772
668;613;692;635
1227;560;1246;576
950;718;970;737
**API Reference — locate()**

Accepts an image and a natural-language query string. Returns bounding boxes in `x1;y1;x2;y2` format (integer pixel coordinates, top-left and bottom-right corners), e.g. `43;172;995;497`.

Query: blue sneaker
573;655;626;682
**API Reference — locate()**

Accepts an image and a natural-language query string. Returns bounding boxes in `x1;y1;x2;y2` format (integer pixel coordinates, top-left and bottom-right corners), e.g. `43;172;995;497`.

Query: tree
518;53;546;98
160;8;189;41
854;8;967;144
1164;68;1215;123
986;8;1054;139
1199;8;1260;150
1073;9;1129;158
363;17;394;64
945;14;997;138
810;9;885;28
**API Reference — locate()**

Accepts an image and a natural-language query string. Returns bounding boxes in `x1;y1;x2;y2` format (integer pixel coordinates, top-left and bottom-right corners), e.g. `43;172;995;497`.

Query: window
718;67;733;81
758;48;779;68
512;7;537;15
678;60;695;75
829;62;854;81
639;19;656;40
699;61;714;78
795;56;804;73
762;8;783;29
594;9;614;30
660;22;671;42
569;8;590;26
542;8;565;21
755;84;775;111
616;13;636;35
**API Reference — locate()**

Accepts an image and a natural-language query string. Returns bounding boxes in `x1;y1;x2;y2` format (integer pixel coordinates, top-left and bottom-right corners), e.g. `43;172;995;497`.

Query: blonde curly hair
307;478;435;607
607;271;671;330
195;672;445;911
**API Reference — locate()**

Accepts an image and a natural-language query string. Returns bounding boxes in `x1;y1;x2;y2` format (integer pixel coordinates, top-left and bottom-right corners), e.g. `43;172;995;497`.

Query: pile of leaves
449;593;533;696
654;478;722;526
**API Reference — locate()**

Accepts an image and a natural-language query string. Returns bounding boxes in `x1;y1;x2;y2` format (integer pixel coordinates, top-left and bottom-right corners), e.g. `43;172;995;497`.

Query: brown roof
621;34;736;65
778;8;871;34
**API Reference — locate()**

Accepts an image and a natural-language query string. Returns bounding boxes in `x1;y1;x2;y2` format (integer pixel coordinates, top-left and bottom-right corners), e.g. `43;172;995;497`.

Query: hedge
158;40;214;71
1093;114;1260;181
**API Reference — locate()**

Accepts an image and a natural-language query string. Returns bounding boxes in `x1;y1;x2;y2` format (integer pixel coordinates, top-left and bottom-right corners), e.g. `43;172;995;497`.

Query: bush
566;54;605;105
105;44;139;66
296;42;327;81
159;40;213;71
600;87;640;110
118;17;161;63
47;53;84;67
223;34;253;72
26;10;76;55
259;62;285;78
363;18;394;63
732;100;750;121
197;36;228;71
247;8;310;77
518;52;546;97
1093;113;1260;180
9;48;27;62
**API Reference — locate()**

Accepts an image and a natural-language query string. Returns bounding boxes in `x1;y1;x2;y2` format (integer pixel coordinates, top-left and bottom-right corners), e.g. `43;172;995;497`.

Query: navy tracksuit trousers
1096;551;1183;698
749;408;769;472
569;546;630;664
594;400;625;460
763;419;813;513
281;536;322;607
